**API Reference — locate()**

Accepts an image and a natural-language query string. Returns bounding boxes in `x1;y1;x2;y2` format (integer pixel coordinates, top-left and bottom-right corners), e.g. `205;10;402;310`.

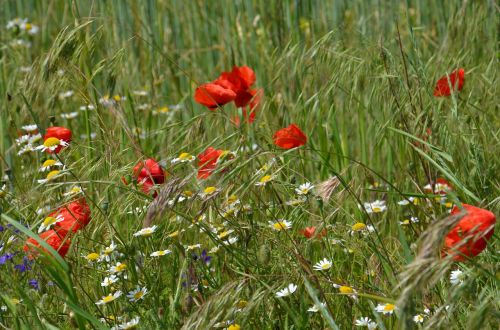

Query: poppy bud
444;204;496;261
433;68;465;97
273;124;307;149
132;158;166;195
197;147;224;179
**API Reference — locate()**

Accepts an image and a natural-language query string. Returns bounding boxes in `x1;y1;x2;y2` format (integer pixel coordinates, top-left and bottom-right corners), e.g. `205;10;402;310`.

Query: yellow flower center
237;300;248;309
384;303;395;312
168;231;179;238
156;250;166;256
115;263;127;272
227;195;239;204
46;170;60;180
182;190;193;197
42;159;57;167
260;175;272;183
445;202;453;208
178;152;191;160
413;197;420;205
372;207;382;213
102;295;114;303
218;231;230;239
339;286;354;294
351;223;366;231
321;263;331;270
228;325;240;330
24;23;32;31
273;222;287;230
133;291;144;300
43;216;58;226
113;95;121;101
204;186;217;195
86;253;99;261
401;219;410;225
43;137;61;147
157;106;169;113
11;299;21;304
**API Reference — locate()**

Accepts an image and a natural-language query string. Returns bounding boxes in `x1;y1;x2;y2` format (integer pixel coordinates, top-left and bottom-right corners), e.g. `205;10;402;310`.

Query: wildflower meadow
0;1;498;329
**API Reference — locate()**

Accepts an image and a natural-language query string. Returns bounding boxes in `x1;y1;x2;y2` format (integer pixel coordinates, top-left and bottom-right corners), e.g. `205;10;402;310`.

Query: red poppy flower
231;89;263;126
299;226;327;239
194;83;237;110
133;158;166;194
53;198;91;234
443;204;496;261
197;147;224;179
43;126;72;154
273;124;307;149
23;230;71;258
433;68;465;97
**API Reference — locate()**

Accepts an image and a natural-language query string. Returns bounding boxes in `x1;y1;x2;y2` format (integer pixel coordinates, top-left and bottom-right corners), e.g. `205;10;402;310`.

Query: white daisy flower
108;262;127;274
21;124;38;132
95;291;122;305
275;283;297;298
133;225;158;237
399;216;419;226
37;170;64;184
20;21;39;35
375;303;396;315
111;317;140;330
150;250;172;257
36;137;69;152
413;314;425;323
355;317;377;329
185;244;201;251
6;18;27;29
38;214;64;233
61;111;79;119
349;222;375;235
269;219;292;231
63;186;83;197
295;182;314;195
363;200;387;213
171;152;195;164
313;258;333;271
39;159;63;171
17;144;36;155
450;269;464;285
58;90;74;99
127;286;148;302
101;275;119;287
307;302;326;313
79;104;95;111
255;175;274;186
223;237;239;245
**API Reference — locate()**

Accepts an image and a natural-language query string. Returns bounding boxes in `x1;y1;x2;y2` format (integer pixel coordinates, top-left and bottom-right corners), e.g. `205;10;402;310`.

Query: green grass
0;1;498;329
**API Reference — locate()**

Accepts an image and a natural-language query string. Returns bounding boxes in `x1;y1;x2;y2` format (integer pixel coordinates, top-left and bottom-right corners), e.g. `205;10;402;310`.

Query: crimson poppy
194;83;237;109
433;68;465;97
23;230;71;258
133;158;166;194
273;124;307;149
299;226;327;239
197;147;224;179
53;198;91;234
43;126;72;154
443;204;496;261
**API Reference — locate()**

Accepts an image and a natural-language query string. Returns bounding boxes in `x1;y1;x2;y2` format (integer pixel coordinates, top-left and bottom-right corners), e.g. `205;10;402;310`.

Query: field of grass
0;1;498;329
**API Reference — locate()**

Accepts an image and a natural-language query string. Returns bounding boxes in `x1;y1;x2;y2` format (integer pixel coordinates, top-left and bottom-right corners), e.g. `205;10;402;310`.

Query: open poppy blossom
443;204;496;261
53;198;91;234
299;226;327;239
132;158;166;195
194;83;237;109
40;126;72;154
23;229;71;258
194;66;262;122
433;68;465;97
197;147;224;179
273;124;307;149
